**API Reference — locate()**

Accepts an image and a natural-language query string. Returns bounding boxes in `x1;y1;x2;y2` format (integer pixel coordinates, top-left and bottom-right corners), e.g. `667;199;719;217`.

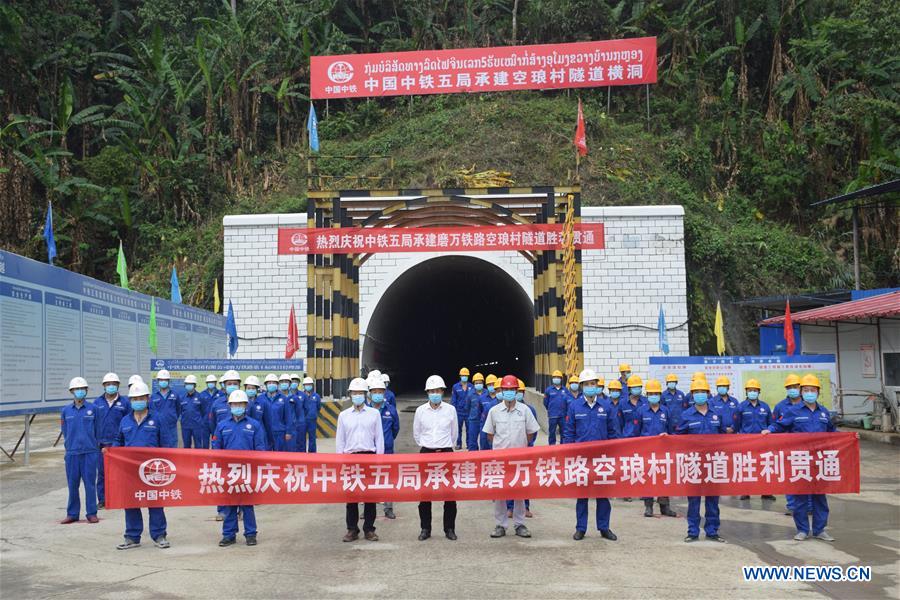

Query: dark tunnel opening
361;256;535;395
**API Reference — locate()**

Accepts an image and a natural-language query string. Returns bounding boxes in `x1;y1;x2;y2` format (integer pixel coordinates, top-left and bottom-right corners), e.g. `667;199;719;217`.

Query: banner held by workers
105;432;859;509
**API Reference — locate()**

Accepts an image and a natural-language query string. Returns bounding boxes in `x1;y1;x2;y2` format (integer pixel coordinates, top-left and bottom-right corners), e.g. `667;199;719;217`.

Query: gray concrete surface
1;397;898;600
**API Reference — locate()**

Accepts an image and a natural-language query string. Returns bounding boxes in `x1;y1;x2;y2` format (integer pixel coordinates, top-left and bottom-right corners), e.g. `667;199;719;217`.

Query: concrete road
1;398;898;600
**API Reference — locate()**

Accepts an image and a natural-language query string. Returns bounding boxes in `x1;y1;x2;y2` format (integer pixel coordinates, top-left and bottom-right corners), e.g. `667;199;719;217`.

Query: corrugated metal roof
759;290;900;325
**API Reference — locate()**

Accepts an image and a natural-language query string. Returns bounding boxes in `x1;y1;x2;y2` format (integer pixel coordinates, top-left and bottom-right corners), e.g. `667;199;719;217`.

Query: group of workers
59;361;839;550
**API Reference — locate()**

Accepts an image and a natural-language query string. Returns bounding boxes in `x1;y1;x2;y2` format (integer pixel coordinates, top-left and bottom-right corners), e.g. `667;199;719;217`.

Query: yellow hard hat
645;379;662;394
618;363;631;373
607;380;622;390
485;374;497;385
551;369;563;378
459;367;470;376
800;373;821;388
745;378;761;390
517;378;525;391
715;375;730;387
626;374;643;387
665;373;679;383
568;375;579;384
784;373;801;387
692;371;707;380
597;376;606;387
472;372;484;382
690;379;710;392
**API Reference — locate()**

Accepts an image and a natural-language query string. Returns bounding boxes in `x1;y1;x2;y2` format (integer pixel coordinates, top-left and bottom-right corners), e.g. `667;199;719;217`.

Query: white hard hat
303;376;314;385
264;373;279;383
348;377;369;393
130;381;150;397
382;373;390;383
425;374;446;391
157;369;171;379
578;368;599;383
184;375;198;384
206;374;218;383
128;374;144;387
367;375;386;390
223;369;240;381
102;372;120;384
290;373;300;380
368;369;382;379
228;389;249;404
218;375;226;384
68;376;88;390
244;375;260;387
279;373;291;381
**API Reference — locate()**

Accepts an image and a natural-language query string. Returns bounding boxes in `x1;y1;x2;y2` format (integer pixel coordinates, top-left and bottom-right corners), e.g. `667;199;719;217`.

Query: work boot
739;495;750;500
525;509;534;518
793;532;808;541
623;497;632;502
364;531;379;541
573;530;585;541
216;512;225;522
490;526;506;538
418;529;431;541
342;530;359;543
97;502;105;510
814;531;835;542
507;510;513;518
218;537;236;547
706;534;726;543
445;529;457;541
86;515;99;524
515;525;531;538
761;495;776;501
684;535;698;543
60;516;79;525
643;499;654;517
660;504;677;517
153;535;170;549
245;535;257;546
116;538;140;550
384;508;396;519
600;529;618;541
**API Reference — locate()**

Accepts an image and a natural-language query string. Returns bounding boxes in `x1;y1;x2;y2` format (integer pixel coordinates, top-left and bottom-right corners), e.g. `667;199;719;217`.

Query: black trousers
418;447;457;531
346;451;376;533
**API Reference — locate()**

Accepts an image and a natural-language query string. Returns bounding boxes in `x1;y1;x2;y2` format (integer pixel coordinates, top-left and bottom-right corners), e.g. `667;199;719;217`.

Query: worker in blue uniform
201;374;224;408
208;370;242;521
370;374;400;519
451;367;472;449
473;375;500;450
60;377;101;524
564;368;619;542
178;375;209;449
606;380;624;430
676;378;726;543
301;376;322;452
212;389;268;546
763;373;837;542
247;375;273;450
661;373;686;425
543;369;567;445
773;373;808;515
565;375;580;407
617;362;632;395
712;376;740;433
620;374;646;438
113;381;169;550
736;378;776;502
382;373;397;407
150;369;179;448
637;380;678;517
266;374;295;451
466;374;489;451
94;372;130;509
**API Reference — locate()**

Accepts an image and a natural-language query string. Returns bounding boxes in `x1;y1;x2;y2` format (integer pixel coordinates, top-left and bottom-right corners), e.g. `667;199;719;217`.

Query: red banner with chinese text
277;224;605;255
311;38;657;99
105;433;858;509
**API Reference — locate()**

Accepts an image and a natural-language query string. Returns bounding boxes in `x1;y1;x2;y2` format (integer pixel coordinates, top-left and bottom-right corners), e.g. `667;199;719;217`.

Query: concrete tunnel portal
361;256;535;395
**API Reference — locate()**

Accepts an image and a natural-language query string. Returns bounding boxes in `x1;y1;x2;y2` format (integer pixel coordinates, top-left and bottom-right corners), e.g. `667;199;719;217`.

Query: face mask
500;390;516;402
246;388;258;398
351;394;366;406
487;385;495;393
371;392;385;404
630;387;643;397
569;383;579;391
131;399;148;411
304;384;313;392
279;382;290;392
552;377;561;386
158;380;169;389
73;389;87;400
609;390;620;399
802;392;818;403
428;393;443;404
474;383;484;391
667;382;677;390
267;384;278;393
693;392;708;405
648;394;661;405
583;386;598;397
747;390;760;401
717;386;729;396
290;382;299;391
207;383;216;391
226;384;238;394
230;406;245;417
105;385;118;395
185;384;195;392
786;388;800;399
515;392;524;402
623;372;631;379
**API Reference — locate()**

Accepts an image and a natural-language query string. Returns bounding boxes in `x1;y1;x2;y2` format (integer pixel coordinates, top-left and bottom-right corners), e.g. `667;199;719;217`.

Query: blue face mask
105;385;118;395
717;386;729;396
246;388;258;398
747;390;760;401
552;377;561;386
159;380;169;389
609;390;620;399
267;384;278;393
226;384;239;394
279;382;290;392
648;394;661;405
667;382;677;390
460;376;468;383
304;384;313;392
474;383;484;391
131;399;148;411
583;385;598;397
630;387;642;397
207;382;216;390
487;385;495;393
786;388;800;399
428;393;443;404
73;389;88;400
371;392;385;403
516;392;525;402
569;383;579;391
802;391;818;403
693;392;708;405
230;406;245;417
351;394;366;406
290;382;299;390
500;390;516;402
186;384;196;392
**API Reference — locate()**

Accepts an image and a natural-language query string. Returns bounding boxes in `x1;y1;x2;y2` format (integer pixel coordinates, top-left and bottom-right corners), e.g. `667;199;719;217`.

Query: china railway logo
139;458;177;487
290;232;308;249
327;61;354;83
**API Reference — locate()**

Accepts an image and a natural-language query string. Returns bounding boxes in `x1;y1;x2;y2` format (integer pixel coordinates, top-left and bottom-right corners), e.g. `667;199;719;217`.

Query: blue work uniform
564;395;619;533
771;396;809;513
768;402;836;535
473;393;500;450
246;395;271;449
661;388;686;424
377;402;400;454
544;384;568;445
736;399;772;433
676;406;725;538
302;390;321;452
619;396;646;438
290;392;307;452
93;393;131;505
637;403;674;436
607;397;625;432
115;411;167;543
262;392;294;451
178;390;210;449
212;415;268;540
712;394;740;432
384;388;397;407
451;381;473;449
565;388;581;408
200;387;224;418
149;388;179;448
465;391;487;451
60;401;101;520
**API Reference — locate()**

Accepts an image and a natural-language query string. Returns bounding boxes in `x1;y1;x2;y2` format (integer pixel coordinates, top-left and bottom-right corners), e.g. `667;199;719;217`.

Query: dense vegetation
1;0;897;353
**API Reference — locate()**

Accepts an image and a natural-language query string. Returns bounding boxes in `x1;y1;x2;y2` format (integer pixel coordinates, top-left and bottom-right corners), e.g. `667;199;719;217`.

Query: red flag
784;300;796;356
285;304;299;359
574;99;588;156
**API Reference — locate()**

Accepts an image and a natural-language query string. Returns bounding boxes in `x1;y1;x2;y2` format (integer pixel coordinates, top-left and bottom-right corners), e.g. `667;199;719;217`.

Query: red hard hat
500;374;519;389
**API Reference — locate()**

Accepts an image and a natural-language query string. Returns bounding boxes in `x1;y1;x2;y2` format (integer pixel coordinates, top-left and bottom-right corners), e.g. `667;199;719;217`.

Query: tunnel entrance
361;256;534;395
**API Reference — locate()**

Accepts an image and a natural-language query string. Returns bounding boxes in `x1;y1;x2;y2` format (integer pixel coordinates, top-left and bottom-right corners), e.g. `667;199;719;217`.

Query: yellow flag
714;301;726;355
214;278;221;314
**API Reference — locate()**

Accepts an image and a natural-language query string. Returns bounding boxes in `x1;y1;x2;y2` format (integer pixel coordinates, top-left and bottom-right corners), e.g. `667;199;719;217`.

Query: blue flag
658;305;670;355
307;104;319;152
43;202;57;264
226;300;239;356
170;266;182;304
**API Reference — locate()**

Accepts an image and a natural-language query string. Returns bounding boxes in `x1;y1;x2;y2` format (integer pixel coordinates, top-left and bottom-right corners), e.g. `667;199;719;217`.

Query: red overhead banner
105;433;859;509
311;37;657;99
277;224;604;255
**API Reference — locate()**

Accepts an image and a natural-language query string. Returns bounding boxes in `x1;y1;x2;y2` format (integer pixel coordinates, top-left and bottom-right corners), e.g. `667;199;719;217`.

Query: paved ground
1;397;898;600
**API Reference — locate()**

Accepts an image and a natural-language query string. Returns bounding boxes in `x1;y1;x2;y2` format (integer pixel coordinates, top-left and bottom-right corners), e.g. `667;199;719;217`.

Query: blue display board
0;251;226;416
149;359;305;395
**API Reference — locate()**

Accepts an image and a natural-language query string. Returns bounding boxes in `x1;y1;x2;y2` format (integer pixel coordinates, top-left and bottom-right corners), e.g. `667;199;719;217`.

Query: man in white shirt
483;374;540;539
336;377;384;542
413;375;459;541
